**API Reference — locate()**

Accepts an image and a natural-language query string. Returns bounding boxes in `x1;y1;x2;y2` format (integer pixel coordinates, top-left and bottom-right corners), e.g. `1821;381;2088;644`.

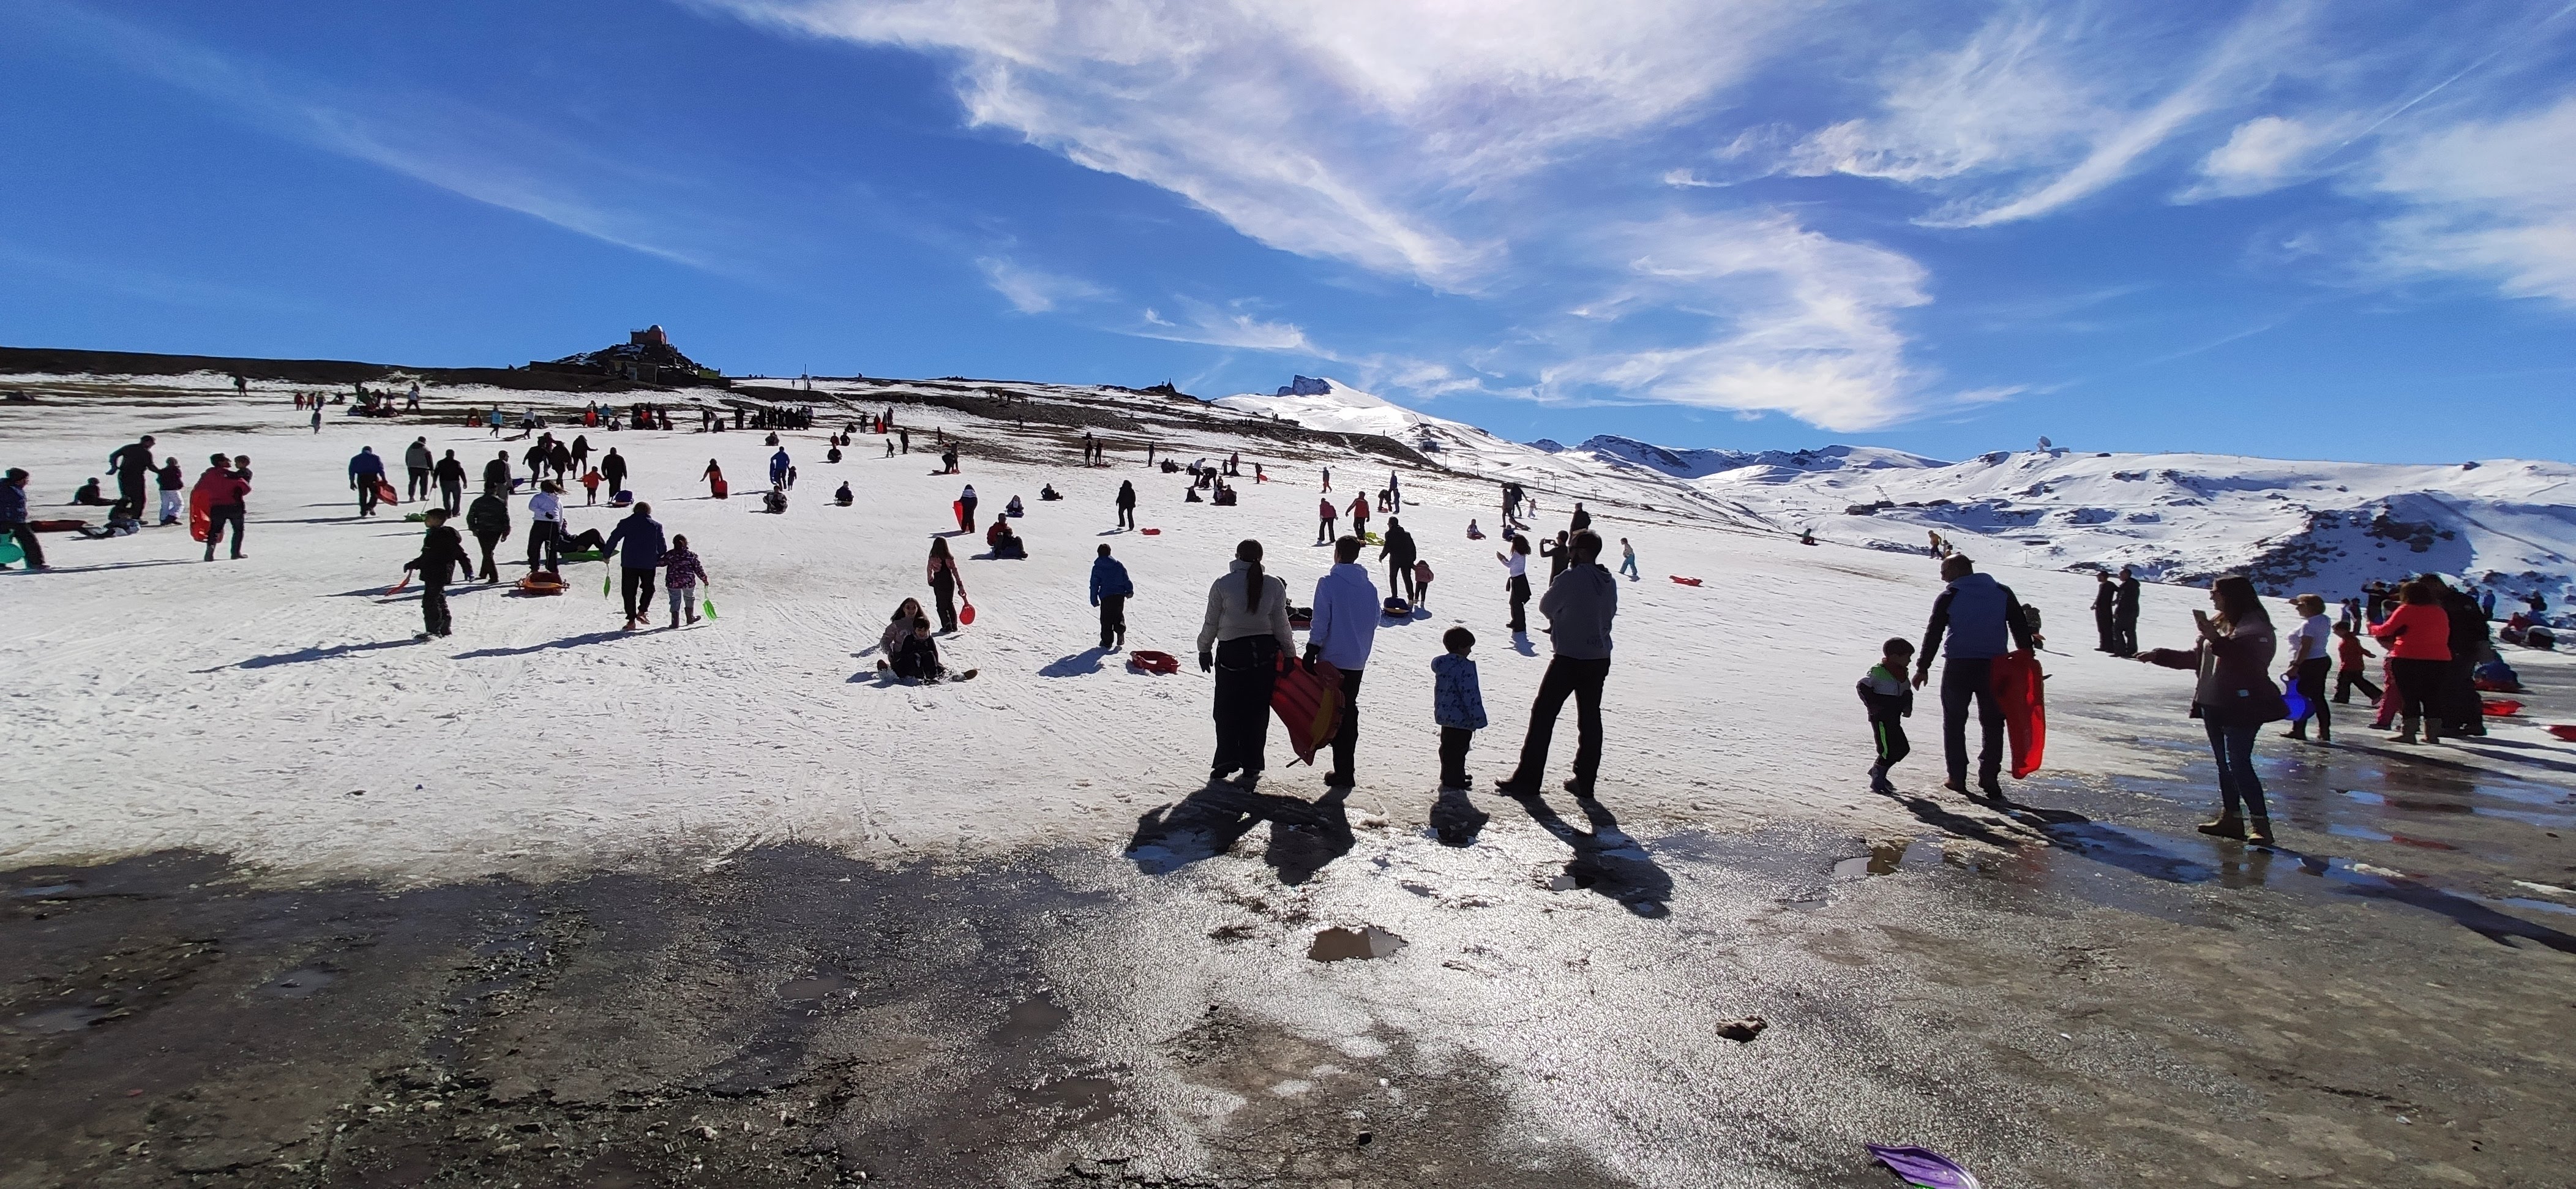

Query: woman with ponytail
1197;538;1296;787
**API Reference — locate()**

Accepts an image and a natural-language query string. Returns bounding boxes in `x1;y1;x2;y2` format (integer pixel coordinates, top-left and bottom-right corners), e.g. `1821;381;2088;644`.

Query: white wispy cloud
2364;94;2576;305
1134;301;1318;353
974;257;1106;314
2177;114;2351;200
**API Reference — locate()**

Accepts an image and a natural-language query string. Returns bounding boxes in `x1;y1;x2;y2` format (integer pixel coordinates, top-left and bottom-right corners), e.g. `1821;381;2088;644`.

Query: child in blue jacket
1432;626;1488;790
1090;544;1134;651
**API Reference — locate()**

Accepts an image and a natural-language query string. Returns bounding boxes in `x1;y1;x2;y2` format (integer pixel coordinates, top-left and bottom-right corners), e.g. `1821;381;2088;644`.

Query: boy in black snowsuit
1857;637;1915;794
403;508;475;639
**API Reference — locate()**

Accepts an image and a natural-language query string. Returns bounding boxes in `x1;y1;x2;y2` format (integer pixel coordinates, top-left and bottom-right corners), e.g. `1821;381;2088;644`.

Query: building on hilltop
528;325;730;388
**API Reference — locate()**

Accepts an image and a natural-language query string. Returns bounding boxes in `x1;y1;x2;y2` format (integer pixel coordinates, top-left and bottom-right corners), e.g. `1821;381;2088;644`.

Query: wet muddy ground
7;697;2575;1187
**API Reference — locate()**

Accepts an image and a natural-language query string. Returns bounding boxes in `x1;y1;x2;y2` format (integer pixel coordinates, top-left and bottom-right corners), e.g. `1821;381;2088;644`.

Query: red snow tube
1669;575;1702;587
1127;650;1180;675
1269;658;1343;768
2481;699;2523;717
711;476;730;498
188;482;214;542
1992;650;2047;779
1140;527;1162;536
2549;725;2576;743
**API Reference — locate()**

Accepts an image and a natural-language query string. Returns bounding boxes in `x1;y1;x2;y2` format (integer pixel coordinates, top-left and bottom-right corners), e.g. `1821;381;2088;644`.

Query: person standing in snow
1432;626;1487;791
957;484;978;531
525;480;566;574
2113;567;2141;656
1115;480;1137;531
1091;543;1133;651
604;503;668;631
2435;577;2491;740
400;508;474;640
1319;465;1329;493
154;457;184;525
2;468;48;571
662;534;708;628
1568;501;1590;534
1499;534;1532;635
2283;594;2334;743
194;455;249;561
926;536;964;633
1911;555;2037;799
1307;535;1380;787
1412;559;1434;610
1857;638;1916;793
107;435;157;522
433;449;467;514
482;450;514;497
313;406;326;435
1540;530;1571;582
2371;579;2452;744
1617;537;1639;580
404;437;434;501
1347;492;1370;539
599;448;627;498
1378;519;1418;603
2136;575;2283;844
2093;573;2119;653
1316;495;1338;546
1197;539;1296;789
465;487;510;583
1494;530;1618;800
769;447;791;489
571;434;590;474
348;446;388;517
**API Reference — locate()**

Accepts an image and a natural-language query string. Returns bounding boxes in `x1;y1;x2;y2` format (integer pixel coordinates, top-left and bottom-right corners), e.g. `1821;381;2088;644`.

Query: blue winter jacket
0;482;26;525
605;511;667;569
1089;556;1133;606
1432;653;1487;730
1919;571;2035;662
348;450;386;479
1307;561;1380;670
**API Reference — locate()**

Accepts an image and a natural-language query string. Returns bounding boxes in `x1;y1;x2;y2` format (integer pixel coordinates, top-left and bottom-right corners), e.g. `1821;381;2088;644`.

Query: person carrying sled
193;455;250;561
1308;534;1380;787
662;534;709;629
1494;530;1619;800
1912;555;2037;800
348;446;388;517
957;484;978;531
465;487;510;583
1197;539;1295;788
1091;543;1133;651
604;503;668;631
401;508;474;640
701;458;726;498
1116;480;1137;530
1377;518;1418;603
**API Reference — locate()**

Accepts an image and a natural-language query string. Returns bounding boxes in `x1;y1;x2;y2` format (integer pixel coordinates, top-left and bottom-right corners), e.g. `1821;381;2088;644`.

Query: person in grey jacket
1912;555;2037;798
1197;539;1295;787
1495;531;1618;800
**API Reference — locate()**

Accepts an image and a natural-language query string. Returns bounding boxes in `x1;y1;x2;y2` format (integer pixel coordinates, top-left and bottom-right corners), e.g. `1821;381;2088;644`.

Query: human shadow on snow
1506;792;1672;917
204;638;424;671
1038;650;1105;678
449;629;643;659
1126;781;1356;885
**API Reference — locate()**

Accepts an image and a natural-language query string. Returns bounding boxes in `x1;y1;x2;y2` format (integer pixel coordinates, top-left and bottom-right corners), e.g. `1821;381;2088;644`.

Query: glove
1303;642;1321;666
1199;650;1214;673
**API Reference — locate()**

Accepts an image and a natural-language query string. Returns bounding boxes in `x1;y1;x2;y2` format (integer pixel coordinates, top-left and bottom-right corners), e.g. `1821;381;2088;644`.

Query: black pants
604;471;624;497
114;474;146;521
2113;614;2138;656
408;467;430;500
621;566;657;621
203;506;244;559
1117;504;1135;529
2389;657;2445;738
2095;610;2116;651
1317;518;1335;545
959;501;976;531
1328;667;1365;779
1388;562;1415;602
3;522;43;568
356;481;379;517
1098;595;1125;650
525;521;560;571
1439;726;1473;789
1211;636;1281;779
440;482;463;515
2333;666;2382;703
421;579;452;636
1508;656;1609;792
1872;716;1910;767
932;579;957;633
2290;657;2331;737
1507;574;1530;632
1940;658;2003;788
473;531;502;582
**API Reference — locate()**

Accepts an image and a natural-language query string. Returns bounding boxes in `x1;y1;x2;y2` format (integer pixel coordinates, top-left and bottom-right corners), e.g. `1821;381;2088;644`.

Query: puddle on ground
1309;925;1407;962
1833;841;1915;879
2342;789;2576;830
13;1006;108;1033
776;973;858;1002
11;883;78;899
1010;1075;1118;1129
997;994;1069;1045
261;967;337;998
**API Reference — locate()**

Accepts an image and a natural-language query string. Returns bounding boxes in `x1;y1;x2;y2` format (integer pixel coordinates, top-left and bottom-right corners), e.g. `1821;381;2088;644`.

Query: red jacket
2335;633;2372;668
192;467;250;509
2370;604;2452;661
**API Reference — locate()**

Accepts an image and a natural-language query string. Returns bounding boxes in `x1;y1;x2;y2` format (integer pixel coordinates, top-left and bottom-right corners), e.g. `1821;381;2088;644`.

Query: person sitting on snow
762;486;788;514
985;518;1027;558
1039;484;1061;501
1005;494;1025;517
1211;481;1238;506
834;481;853;506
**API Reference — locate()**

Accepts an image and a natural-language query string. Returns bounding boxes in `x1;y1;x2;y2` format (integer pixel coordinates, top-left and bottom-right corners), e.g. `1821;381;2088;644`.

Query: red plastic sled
711;476;730;498
1992;650;2047;779
2481;699;2522;716
1669;575;1702;587
373;477;400;506
1270;658;1344;767
952;499;966;530
1140;527;1161;535
187;480;214;542
1127;650;1180;675
2549;725;2576;743
959;601;976;626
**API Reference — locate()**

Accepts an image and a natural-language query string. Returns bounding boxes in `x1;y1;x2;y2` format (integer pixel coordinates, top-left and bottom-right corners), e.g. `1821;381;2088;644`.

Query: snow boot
2391;718;2419;745
2196;814;2246;840
1562;778;1595;800
1867;762;1895;795
2244;818;2277;847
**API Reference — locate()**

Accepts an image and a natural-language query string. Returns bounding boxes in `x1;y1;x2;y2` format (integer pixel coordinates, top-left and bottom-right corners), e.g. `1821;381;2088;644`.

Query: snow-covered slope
1548;435;1944;481
1213;375;1459;439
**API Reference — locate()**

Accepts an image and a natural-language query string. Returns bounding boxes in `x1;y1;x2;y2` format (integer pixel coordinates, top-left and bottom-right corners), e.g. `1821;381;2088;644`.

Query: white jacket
1198;560;1295;653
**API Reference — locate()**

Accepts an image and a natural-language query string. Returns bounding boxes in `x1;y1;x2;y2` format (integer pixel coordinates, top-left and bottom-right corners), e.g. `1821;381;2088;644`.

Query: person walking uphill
1115;480;1137;531
405;437;434;501
482;451;514;497
107;435;157;522
1316;496;1338;546
193;455;250;561
604;503;668;631
434;450;467;514
400;508;474;640
600;448;628;498
465;487;510;583
1379;519;1418;603
1911;555;2037;799
1091;544;1133;651
662;535;709;629
2136;574;2285;845
926;536;964;634
1308;535;1380;787
1198;539;1297;789
348;446;388;517
957;484;979;532
1495;530;1618;800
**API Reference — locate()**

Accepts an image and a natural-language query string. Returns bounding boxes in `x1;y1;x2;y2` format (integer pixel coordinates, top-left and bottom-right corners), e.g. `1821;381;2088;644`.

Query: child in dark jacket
1431;626;1488;790
1857;637;1915;793
662;534;710;628
403;508;476;639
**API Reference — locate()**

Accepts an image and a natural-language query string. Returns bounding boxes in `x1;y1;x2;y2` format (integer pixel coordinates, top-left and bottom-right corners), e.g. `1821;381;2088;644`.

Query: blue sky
3;0;2572;465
